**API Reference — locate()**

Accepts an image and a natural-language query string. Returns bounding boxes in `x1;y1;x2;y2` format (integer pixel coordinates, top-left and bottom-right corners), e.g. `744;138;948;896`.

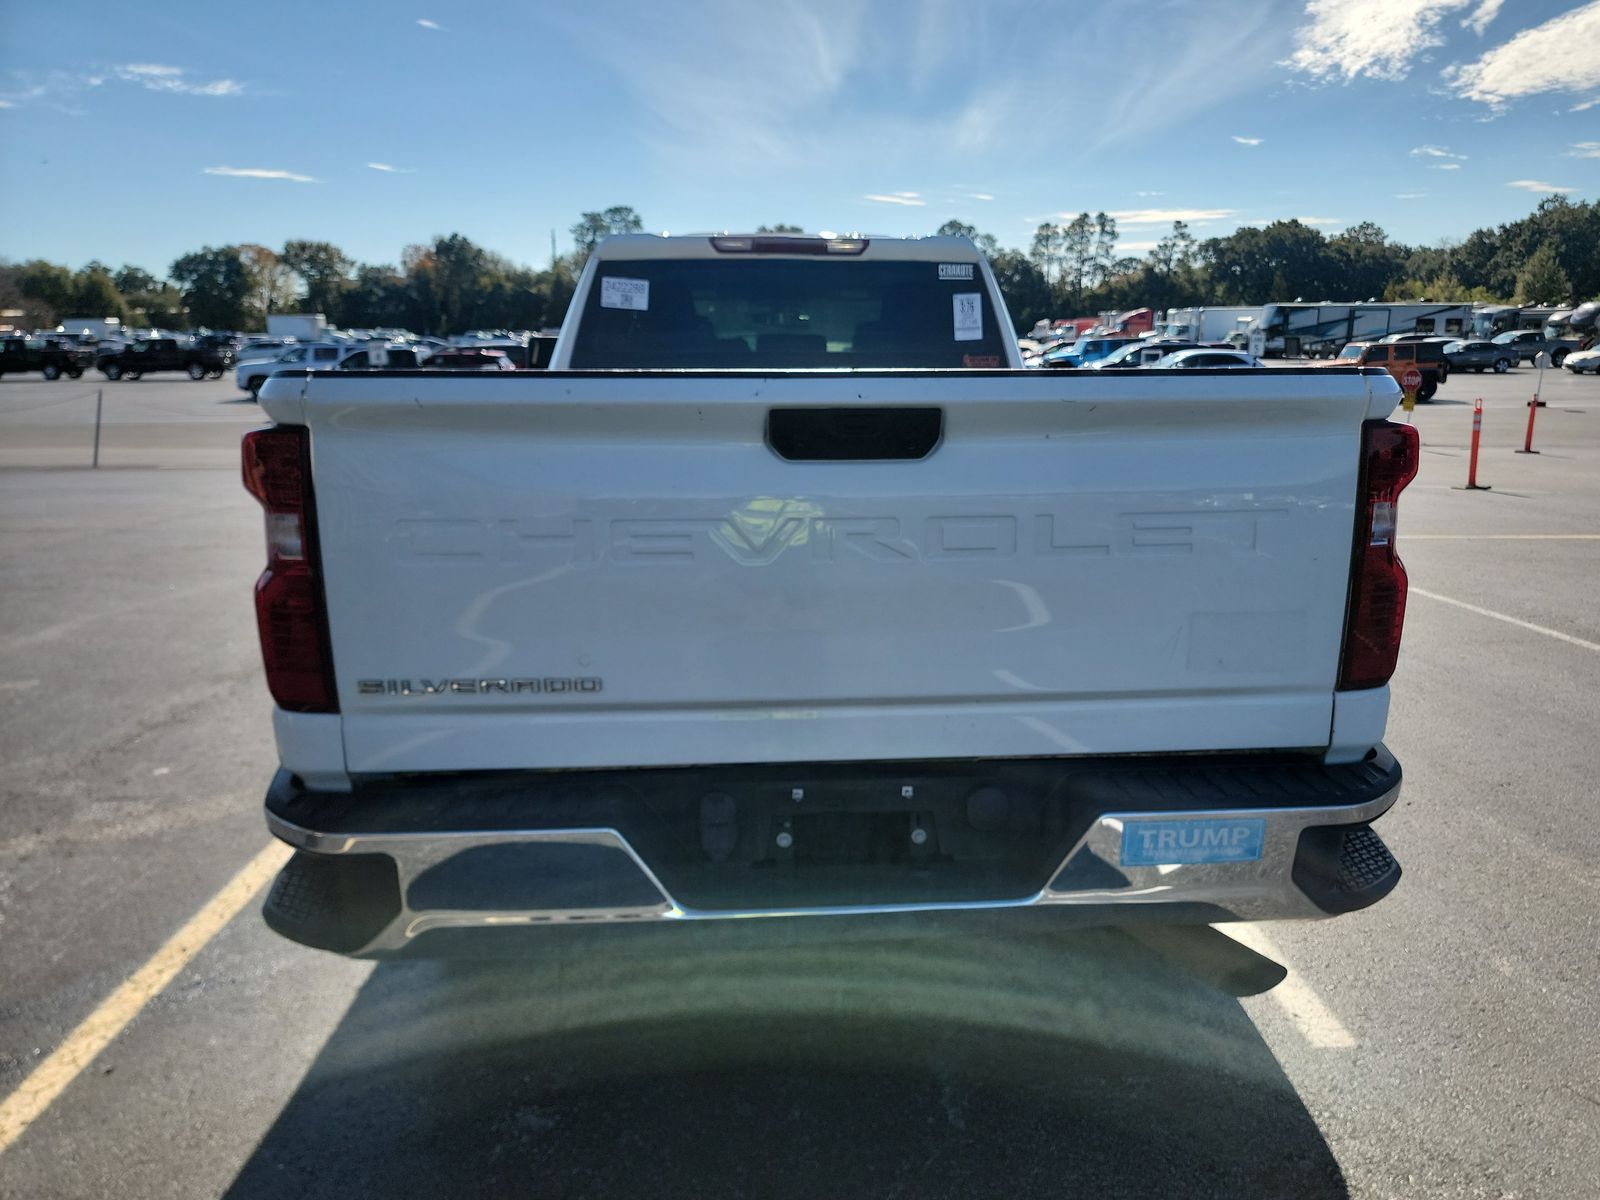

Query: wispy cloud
0;99;13;109
1410;144;1466;160
1394;192;1428;199
1087;2;1281;151
1460;0;1504;36
1104;207;1237;225
116;62;242;96
1231;135;1263;145
969;192;994;201
554;2;1284;177
204;166;317;183
1506;179;1574;193
1573;97;1600;111
1569;141;1600;158
1286;0;1479;82
1430;162;1462;170
1295;216;1342;225
1135;190;1164;197
417;18;443;30
864;192;926;206
1447;1;1600;106
1119;240;1160;252
366;162;416;173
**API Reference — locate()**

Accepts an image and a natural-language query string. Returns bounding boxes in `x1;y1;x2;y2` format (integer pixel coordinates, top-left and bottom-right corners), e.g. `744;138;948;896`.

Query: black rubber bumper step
1292;823;1402;915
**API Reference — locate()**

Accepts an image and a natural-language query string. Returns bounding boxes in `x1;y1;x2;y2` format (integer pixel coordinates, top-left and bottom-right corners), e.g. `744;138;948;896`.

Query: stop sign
1401;368;1423;392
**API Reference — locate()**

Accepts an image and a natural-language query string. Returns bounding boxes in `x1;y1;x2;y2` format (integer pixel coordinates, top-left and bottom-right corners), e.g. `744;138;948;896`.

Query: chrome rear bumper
263;749;1402;956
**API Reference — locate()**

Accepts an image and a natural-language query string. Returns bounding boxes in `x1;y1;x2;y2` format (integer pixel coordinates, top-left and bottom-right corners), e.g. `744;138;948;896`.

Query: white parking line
1217;922;1356;1049
1411;587;1600;654
0;841;290;1155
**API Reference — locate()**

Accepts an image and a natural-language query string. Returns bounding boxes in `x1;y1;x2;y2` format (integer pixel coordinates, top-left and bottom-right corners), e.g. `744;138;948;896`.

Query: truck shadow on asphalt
224;919;1346;1199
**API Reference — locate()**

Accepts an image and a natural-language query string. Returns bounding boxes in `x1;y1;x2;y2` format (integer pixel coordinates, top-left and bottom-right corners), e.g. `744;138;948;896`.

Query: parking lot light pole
91;389;103;468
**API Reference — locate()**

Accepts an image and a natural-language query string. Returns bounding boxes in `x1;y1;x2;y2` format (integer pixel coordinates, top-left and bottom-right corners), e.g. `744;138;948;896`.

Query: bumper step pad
1292;823;1402;915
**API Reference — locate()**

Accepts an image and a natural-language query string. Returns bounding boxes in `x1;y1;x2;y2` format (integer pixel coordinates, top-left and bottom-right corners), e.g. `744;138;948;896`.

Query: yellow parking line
1411;587;1600;653
1218;922;1356;1048
0;841;290;1155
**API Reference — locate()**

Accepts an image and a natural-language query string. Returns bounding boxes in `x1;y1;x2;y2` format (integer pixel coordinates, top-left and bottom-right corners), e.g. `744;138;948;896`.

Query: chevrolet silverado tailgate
263;369;1392;773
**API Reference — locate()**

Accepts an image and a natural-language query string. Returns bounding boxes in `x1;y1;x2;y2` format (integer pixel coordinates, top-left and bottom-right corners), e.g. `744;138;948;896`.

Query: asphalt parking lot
2;366;1598;1198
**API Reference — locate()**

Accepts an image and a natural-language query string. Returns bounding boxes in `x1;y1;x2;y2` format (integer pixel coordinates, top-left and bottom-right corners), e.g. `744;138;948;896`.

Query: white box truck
266;313;328;341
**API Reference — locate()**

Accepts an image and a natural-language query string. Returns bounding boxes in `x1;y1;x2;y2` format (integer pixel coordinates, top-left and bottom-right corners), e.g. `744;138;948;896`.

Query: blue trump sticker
1121;818;1266;867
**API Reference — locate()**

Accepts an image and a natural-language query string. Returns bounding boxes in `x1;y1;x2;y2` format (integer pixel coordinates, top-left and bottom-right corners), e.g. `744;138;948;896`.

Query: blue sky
2;0;1597;274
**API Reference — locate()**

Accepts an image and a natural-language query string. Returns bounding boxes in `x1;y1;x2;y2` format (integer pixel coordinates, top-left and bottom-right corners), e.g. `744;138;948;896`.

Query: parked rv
1259;303;1474;358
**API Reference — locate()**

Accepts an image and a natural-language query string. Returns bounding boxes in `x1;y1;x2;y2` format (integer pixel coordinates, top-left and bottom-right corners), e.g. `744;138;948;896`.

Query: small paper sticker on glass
600;277;650;311
953;293;982;342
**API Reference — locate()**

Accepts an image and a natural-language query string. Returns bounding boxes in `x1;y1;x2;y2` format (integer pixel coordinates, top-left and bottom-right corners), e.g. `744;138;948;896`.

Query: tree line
0;207;646;336
1;198;1594;337
968;194;1596;331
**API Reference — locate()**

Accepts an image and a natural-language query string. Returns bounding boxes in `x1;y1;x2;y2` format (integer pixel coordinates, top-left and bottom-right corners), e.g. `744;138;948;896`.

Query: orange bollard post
1516;393;1540;454
1456;397;1490;490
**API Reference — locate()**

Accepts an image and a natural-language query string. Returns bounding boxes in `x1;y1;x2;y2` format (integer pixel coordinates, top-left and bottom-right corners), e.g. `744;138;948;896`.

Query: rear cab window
568;259;1009;369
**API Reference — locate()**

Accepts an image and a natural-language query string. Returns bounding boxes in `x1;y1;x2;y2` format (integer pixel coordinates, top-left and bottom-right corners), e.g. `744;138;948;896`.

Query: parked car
334;345;422;370
1491;328;1579;367
1443;340;1515;373
1326;340;1445;401
1041;335;1139;368
237;337;297;362
422;348;518;370
97;337;233;381
237;344;426;399
1563;348;1600;375
236;343;347;397
1150;349;1266;369
1088;340;1208;368
0;336;95;380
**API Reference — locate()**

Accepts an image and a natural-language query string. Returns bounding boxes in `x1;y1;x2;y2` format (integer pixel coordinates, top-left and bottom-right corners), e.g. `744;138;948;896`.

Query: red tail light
1338;420;1420;691
242;426;337;712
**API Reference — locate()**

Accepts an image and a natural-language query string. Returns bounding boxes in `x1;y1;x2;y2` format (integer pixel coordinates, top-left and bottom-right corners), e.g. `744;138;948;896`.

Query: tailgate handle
766;407;942;461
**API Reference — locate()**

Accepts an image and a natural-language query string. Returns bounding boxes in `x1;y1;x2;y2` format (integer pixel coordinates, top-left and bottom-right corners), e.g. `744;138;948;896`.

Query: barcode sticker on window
953;293;982;341
600;277;650;311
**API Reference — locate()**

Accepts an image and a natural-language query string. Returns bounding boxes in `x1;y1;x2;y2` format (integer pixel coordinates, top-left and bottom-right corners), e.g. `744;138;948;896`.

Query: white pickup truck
245;233;1415;956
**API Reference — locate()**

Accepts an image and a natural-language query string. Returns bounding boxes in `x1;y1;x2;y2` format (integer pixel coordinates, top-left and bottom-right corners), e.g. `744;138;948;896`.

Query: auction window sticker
953;293;983;341
600;277;650;311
